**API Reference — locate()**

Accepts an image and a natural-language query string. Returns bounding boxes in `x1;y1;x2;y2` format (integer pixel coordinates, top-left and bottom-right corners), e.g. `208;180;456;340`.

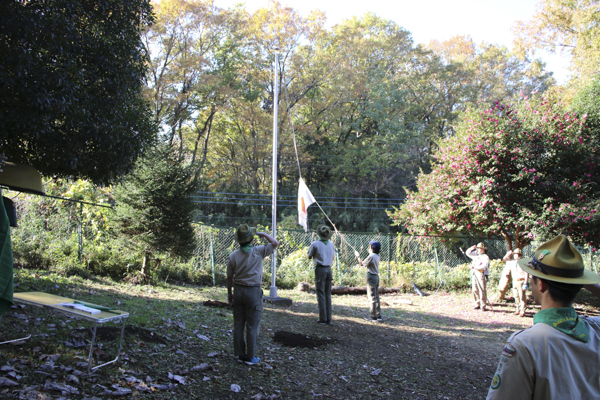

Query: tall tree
0;0;156;184
513;0;600;82
112;144;197;274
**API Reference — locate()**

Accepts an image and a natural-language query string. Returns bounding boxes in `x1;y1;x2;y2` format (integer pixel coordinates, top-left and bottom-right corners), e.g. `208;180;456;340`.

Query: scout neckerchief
319;239;329;245
240;243;253;254
534;307;589;342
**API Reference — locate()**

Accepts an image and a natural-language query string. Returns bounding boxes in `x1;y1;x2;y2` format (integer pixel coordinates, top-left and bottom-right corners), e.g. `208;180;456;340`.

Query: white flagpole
270;49;279;298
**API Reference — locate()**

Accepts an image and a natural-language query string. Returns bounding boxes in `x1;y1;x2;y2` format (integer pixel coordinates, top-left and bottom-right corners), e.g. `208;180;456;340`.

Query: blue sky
213;0;571;84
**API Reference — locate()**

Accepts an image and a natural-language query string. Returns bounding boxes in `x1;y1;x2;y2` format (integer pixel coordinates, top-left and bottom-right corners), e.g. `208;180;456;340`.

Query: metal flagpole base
269;286;278;298
264;286;292;306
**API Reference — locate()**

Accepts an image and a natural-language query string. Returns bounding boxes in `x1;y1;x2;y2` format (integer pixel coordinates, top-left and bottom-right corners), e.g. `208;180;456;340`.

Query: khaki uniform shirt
307;241;335;266
227;244;274;286
467;251;490;275
508;259;527;280
487;316;600;400
364;254;380;275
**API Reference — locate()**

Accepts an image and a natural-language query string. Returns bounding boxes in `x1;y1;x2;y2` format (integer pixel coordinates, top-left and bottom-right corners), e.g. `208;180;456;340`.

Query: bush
272;248;314;289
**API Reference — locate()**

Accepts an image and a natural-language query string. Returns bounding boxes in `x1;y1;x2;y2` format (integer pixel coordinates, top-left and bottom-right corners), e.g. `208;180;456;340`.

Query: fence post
336;252;341;286
387;234;391;285
434;237;441;282
77;204;83;263
210;231;216;287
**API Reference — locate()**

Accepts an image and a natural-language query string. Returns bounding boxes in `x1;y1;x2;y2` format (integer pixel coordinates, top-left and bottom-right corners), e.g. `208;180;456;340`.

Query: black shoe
315;319;327;324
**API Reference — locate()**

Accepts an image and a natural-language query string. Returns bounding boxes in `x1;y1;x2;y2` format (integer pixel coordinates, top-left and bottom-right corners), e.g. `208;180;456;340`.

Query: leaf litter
1;270;599;399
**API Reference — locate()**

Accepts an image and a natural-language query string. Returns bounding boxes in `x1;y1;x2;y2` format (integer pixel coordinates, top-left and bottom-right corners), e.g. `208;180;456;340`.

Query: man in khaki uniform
487;235;600;399
495;251;514;303
307;225;335;324
508;248;528;316
465;242;490;311
227;224;278;366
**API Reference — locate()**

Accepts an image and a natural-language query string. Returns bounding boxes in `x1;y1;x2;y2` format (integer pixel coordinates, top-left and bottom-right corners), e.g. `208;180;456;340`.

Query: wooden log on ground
297;282;405;295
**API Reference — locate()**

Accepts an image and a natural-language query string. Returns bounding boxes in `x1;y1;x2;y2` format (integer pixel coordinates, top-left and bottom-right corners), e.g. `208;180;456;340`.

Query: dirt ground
1;274;600;399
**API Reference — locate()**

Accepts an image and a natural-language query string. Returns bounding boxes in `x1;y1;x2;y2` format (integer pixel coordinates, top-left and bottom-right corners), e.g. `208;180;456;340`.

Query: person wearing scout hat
307;225;336;324
510;248;528;316
226;224;278;366
495;249;516;303
355;240;383;322
465;242;490;311
487;235;600;400
497;248;528;315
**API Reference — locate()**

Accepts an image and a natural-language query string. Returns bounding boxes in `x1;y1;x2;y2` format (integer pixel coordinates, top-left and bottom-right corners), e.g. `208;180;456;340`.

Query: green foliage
275;248;315;288
0;0;156;184
274;247;504;292
112;144;197;260
513;0;600;84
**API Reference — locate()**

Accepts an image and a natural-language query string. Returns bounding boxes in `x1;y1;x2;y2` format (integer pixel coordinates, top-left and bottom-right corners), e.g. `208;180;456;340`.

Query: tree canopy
0;0;156;184
142;1;555;232
513;0;600;83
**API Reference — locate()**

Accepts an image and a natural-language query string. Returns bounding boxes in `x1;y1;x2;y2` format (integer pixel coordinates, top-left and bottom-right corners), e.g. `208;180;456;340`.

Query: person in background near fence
495;250;514;304
509;248;528;316
355;241;382;322
466;242;490;311
487;235;600;399
227;224;278;366
307;225;335;324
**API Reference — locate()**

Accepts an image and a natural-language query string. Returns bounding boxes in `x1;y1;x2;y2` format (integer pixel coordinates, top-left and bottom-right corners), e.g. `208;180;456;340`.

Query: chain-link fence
10;189;600;288
192;226;600;288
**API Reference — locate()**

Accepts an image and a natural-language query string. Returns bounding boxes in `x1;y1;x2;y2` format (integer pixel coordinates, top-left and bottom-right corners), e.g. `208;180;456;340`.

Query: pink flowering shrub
389;91;600;250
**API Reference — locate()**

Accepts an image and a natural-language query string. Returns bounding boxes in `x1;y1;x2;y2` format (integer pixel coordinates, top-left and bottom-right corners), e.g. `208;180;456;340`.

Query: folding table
0;292;129;373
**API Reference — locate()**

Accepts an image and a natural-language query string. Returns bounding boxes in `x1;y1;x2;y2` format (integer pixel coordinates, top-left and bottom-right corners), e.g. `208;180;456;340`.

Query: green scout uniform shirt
487;310;600;400
227;244;274;286
307;241;335;267
364;253;380;275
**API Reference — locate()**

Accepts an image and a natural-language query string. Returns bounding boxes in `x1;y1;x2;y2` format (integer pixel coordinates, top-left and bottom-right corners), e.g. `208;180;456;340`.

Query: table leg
87;322;98;374
91;317;126;372
0;306;40;345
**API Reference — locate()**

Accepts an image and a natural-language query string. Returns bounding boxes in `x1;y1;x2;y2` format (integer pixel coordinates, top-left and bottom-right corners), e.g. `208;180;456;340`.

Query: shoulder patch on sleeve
501;344;516;358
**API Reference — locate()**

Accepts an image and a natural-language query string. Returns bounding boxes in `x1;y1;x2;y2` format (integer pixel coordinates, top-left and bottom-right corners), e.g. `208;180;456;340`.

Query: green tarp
0;188;14;316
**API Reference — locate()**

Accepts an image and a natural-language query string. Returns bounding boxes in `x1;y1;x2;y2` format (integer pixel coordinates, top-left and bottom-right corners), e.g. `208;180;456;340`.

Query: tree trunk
141;251;151;276
502;231;512;251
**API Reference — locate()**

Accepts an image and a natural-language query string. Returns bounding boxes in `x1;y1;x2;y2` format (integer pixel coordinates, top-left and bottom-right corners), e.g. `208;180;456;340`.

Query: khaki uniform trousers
496;264;512;301
366;273;381;319
315;266;332;323
232;285;263;359
472;269;488;308
512;278;527;314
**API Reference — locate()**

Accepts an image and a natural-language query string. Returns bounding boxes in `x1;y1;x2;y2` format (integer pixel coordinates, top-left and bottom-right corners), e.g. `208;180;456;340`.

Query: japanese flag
298;178;316;232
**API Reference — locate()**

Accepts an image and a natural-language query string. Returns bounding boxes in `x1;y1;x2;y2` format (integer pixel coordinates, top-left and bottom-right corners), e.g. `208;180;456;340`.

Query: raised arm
256;231;279;249
354;250;363;266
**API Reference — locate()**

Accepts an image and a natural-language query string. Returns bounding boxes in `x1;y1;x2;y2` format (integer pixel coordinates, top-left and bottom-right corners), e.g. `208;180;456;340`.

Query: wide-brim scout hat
235;224;256;244
317;225;333;240
476;242;486;249
518;235;600;284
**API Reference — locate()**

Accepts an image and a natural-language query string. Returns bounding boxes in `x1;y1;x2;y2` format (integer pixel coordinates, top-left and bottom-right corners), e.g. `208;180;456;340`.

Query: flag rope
283;81;358;253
